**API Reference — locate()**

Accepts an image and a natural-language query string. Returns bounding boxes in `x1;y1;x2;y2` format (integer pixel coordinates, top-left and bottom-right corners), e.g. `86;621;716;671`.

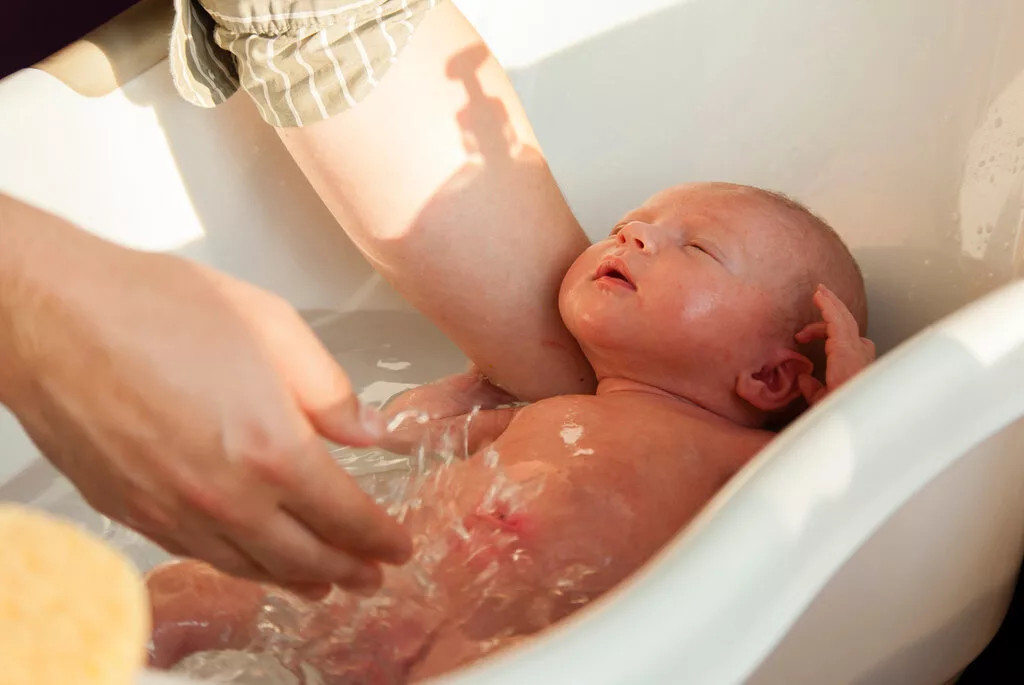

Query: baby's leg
146;560;266;669
146;559;439;681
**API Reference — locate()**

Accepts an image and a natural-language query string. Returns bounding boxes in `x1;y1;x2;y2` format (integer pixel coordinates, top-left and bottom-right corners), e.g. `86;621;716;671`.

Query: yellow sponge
0;504;149;685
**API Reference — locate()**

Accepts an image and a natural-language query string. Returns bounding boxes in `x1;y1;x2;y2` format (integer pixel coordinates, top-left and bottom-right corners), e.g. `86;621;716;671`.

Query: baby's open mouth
595;260;636;290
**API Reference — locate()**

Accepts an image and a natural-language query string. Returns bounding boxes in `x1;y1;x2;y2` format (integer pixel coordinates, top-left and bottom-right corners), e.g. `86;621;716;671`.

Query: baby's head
559;182;866;427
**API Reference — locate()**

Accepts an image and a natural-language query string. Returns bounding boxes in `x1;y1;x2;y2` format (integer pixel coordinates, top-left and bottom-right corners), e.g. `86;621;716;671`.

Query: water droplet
977;225;984;234
979;159;987;168
990;175;996;183
951;211;961;222
924;258;931;266
990;155;996;162
1004;242;1012;250
986;224;993;233
995;117;1004;128
1017;137;1024;147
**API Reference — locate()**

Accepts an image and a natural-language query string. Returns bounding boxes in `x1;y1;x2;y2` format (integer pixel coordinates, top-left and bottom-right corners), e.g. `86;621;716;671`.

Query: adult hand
0;196;411;590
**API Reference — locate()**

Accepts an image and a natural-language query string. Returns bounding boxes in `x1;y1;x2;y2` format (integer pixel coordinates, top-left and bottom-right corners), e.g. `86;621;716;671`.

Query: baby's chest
472;398;741;576
491;398;720;498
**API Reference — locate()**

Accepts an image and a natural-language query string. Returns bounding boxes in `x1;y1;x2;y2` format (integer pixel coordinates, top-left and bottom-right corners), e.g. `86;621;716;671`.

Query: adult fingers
174;527;268;582
229;508;383;591
280;325;384;447
308;379;385;448
280;442;412;565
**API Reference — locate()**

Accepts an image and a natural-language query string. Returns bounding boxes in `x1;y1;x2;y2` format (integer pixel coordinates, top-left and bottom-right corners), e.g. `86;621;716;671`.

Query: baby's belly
431;454;712;641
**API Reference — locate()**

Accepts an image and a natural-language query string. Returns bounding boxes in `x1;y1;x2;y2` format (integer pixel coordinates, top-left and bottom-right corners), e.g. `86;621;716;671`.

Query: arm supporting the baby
275;1;595;402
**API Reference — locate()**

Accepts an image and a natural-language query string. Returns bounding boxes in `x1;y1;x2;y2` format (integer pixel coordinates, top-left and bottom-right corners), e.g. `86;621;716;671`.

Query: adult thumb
284;333;384;446
310;386;385;447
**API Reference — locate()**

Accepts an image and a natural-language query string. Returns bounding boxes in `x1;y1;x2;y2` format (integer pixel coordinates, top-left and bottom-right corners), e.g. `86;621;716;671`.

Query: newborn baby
146;182;874;682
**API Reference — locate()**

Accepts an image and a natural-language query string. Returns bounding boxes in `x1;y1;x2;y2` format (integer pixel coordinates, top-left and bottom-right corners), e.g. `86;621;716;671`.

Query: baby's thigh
146;560;266;669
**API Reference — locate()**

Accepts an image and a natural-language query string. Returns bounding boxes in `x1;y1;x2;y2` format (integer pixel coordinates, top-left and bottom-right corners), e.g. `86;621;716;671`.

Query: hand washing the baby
145;182;876;683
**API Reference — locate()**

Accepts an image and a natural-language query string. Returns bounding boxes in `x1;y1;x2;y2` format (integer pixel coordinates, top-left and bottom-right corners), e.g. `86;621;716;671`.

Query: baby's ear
735;348;814;412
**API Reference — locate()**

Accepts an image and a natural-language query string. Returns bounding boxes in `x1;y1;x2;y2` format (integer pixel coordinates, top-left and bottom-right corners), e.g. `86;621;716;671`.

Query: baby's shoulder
514;393;605;419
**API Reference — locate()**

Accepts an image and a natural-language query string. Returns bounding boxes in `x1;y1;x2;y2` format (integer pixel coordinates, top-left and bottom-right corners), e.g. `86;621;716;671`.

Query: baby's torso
496;393;767;543
434;393;772;638
144;393;777;682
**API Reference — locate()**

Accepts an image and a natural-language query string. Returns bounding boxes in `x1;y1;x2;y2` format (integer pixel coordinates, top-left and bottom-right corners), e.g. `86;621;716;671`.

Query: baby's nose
616;221;659;253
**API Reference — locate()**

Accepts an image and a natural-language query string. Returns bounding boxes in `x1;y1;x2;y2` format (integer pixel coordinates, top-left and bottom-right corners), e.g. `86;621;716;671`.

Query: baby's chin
559;300;634;357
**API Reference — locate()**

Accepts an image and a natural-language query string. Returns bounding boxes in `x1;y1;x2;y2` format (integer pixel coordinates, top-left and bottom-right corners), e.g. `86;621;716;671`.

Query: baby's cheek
678;288;722;323
559;249;603;313
564;247;602;287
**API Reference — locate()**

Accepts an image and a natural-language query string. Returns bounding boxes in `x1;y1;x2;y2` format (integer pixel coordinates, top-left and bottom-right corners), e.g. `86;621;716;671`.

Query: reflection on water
0;309;467;572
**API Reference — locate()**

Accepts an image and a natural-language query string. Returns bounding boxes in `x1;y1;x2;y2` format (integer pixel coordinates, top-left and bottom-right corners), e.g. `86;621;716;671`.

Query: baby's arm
385;365;519;419
146;560;267;669
380;367;522;457
795;284;876;404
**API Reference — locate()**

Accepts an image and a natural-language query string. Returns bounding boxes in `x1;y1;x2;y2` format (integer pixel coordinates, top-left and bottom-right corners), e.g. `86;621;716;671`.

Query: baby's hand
384;365;517;423
380;367;520;457
794;284;876;406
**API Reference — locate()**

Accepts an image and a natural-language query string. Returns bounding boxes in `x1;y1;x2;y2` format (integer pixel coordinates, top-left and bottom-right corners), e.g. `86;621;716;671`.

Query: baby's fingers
814;285;861;341
798;374;828;406
795;321;828;344
861;337;877;360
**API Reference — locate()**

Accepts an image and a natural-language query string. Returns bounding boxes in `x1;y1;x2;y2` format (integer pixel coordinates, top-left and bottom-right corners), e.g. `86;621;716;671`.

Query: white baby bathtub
1;0;1023;683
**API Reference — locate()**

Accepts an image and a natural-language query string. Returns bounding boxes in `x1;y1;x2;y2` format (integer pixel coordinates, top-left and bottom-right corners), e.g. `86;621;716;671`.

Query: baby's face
559;183;805;393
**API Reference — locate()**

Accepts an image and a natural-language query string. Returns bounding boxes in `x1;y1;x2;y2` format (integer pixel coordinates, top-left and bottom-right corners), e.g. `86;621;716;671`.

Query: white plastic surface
1;0;1023;683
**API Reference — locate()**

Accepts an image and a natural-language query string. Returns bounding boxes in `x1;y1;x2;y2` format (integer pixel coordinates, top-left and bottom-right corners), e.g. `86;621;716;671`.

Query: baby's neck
594;377;739;426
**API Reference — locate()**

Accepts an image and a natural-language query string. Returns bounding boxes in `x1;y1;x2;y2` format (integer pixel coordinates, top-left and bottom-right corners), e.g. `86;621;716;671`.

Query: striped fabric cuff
170;0;442;127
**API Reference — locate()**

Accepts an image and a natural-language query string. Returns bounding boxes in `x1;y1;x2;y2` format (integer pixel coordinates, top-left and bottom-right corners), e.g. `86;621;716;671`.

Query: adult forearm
276;2;596;401
0;194;24;347
0;194;50;402
0;195;113;403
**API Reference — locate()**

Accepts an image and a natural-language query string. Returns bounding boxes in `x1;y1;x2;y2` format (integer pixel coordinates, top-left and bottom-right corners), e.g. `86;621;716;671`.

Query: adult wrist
0;195;53;404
